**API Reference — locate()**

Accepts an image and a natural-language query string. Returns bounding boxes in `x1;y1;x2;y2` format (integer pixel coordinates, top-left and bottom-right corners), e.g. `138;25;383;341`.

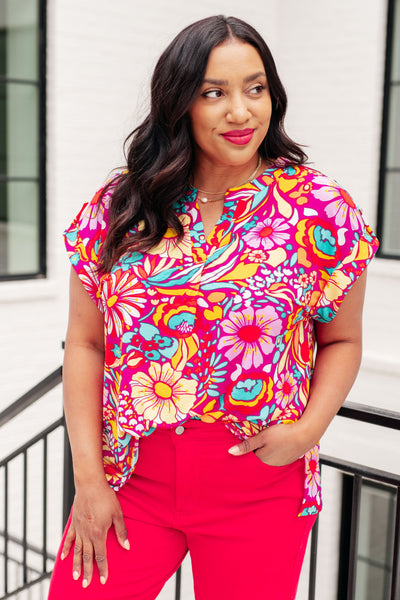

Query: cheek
257;106;272;135
260;98;272;121
190;108;217;143
190;99;223;126
189;107;204;136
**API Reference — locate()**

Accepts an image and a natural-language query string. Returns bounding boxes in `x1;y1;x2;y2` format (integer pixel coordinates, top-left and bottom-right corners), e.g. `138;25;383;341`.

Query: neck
192;154;262;194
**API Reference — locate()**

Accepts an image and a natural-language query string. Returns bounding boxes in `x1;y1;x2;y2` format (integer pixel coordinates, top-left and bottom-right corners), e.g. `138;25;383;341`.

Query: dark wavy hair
99;15;307;272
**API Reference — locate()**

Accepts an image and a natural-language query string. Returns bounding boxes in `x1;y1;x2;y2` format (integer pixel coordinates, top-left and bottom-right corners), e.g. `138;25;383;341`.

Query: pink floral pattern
275;373;299;408
243;217;291;250
218;306;282;369
64;159;379;516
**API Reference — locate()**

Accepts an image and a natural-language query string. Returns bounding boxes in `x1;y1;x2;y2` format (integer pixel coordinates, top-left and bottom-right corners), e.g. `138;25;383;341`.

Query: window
0;0;46;280
378;0;400;258
338;476;397;600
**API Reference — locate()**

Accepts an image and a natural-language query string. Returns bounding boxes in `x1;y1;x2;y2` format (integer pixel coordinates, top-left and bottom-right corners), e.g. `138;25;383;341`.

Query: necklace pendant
200;197;208;204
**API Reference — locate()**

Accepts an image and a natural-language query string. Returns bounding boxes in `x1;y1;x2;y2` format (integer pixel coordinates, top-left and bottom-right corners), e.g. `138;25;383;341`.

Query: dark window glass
339;477;396;600
0;0;45;279
378;0;400;257
355;482;396;600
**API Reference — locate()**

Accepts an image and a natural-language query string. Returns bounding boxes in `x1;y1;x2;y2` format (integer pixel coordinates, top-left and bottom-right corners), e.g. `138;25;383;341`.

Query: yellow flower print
129;362;198;425
320;269;352;303
101;269;146;337
147;214;192;259
275;166;307;195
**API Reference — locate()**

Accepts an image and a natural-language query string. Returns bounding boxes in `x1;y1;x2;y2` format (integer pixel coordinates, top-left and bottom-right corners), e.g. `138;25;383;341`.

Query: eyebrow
203;71;266;86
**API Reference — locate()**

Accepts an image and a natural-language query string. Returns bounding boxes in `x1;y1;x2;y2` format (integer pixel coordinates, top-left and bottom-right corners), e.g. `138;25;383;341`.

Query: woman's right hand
61;481;130;587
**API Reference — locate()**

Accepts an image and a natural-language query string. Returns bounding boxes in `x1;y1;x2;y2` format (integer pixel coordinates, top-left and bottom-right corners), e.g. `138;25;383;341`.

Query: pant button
175;425;185;435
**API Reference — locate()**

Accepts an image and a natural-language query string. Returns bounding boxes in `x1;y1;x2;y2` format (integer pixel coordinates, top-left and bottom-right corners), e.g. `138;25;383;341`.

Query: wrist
294;416;322;451
73;462;108;489
74;475;109;491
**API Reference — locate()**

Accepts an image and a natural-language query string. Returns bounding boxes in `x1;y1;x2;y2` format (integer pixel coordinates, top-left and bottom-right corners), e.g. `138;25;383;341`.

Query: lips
221;128;255;145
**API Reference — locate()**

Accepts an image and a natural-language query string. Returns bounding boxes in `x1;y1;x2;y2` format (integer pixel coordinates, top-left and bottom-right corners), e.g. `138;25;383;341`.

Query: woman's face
189;39;272;170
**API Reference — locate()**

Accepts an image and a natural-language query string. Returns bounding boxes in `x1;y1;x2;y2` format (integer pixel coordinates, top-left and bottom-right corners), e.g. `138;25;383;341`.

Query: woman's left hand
228;421;315;466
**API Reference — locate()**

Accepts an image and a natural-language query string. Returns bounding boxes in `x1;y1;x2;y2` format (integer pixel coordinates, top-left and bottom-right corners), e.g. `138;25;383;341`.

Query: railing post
4;464;8;596
174;565;182;600
347;475;362;600
43;436;48;573
308;515;319;600
391;487;400;600
62;422;75;528
23;450;28;584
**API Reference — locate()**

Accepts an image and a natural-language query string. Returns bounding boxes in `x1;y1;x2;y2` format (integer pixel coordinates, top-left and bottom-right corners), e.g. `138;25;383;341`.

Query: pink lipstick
221;128;254;145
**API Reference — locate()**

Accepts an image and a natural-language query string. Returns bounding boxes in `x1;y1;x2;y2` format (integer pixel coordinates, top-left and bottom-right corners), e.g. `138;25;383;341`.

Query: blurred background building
0;0;399;598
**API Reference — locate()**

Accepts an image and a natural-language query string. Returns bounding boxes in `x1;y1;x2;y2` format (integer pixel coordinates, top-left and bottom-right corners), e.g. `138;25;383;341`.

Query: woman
49;15;378;600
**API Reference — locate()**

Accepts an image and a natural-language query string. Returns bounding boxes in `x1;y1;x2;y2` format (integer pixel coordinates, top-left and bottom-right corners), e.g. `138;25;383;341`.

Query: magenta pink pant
48;420;316;600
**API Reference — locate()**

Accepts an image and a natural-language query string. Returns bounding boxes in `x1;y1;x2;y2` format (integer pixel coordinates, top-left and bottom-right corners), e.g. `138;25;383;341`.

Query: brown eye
202;89;223;99
248;84;265;95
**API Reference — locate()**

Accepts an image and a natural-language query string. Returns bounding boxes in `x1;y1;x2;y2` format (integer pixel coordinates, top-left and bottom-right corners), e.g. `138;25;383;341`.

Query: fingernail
61;552;65;560
228;446;240;455
123;539;130;550
100;576;106;585
73;571;79;580
82;579;88;588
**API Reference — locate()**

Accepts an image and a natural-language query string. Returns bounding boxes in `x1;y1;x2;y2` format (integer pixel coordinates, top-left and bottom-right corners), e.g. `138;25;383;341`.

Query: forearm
297;337;362;448
60;273;129;585
63;339;106;488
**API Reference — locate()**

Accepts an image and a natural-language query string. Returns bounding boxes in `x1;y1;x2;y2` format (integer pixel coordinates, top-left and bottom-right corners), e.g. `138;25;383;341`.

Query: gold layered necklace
194;155;262;204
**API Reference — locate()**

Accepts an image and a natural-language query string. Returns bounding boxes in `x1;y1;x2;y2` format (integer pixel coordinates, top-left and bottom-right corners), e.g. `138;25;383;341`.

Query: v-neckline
182;161;283;261
195;194;229;241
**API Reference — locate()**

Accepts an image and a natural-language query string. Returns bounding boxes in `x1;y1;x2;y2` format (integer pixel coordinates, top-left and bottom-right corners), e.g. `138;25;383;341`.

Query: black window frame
0;0;47;282
377;0;400;260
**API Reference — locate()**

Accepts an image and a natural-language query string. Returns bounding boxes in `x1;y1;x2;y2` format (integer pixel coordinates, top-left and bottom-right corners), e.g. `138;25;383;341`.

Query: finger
72;535;83;581
81;541;94;588
113;512;130;551
228;437;262;456
61;523;76;560
94;539;108;585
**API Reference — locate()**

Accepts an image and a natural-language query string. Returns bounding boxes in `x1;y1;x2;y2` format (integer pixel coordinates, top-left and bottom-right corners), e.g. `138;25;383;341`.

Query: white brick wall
0;1;399;598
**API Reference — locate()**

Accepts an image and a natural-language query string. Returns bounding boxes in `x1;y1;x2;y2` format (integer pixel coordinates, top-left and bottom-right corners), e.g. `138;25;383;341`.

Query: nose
226;93;251;124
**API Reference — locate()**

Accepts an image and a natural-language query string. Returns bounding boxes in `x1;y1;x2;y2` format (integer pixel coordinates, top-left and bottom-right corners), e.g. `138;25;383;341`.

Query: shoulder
67;170;125;237
273;162;348;195
271;162;361;223
300;165;351;199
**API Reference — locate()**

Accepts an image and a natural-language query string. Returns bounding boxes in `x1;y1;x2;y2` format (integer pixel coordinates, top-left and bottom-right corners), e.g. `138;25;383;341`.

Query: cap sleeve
63;187;109;310
308;187;379;323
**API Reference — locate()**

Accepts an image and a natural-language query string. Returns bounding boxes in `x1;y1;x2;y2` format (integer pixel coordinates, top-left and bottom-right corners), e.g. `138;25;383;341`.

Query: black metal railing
0;370;399;600
0;367;64;599
308;402;400;600
0;367;62;428
308;459;400;600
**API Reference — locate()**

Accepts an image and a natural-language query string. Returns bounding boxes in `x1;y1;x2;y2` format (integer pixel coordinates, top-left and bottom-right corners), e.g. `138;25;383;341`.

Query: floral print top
64;159;379;516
